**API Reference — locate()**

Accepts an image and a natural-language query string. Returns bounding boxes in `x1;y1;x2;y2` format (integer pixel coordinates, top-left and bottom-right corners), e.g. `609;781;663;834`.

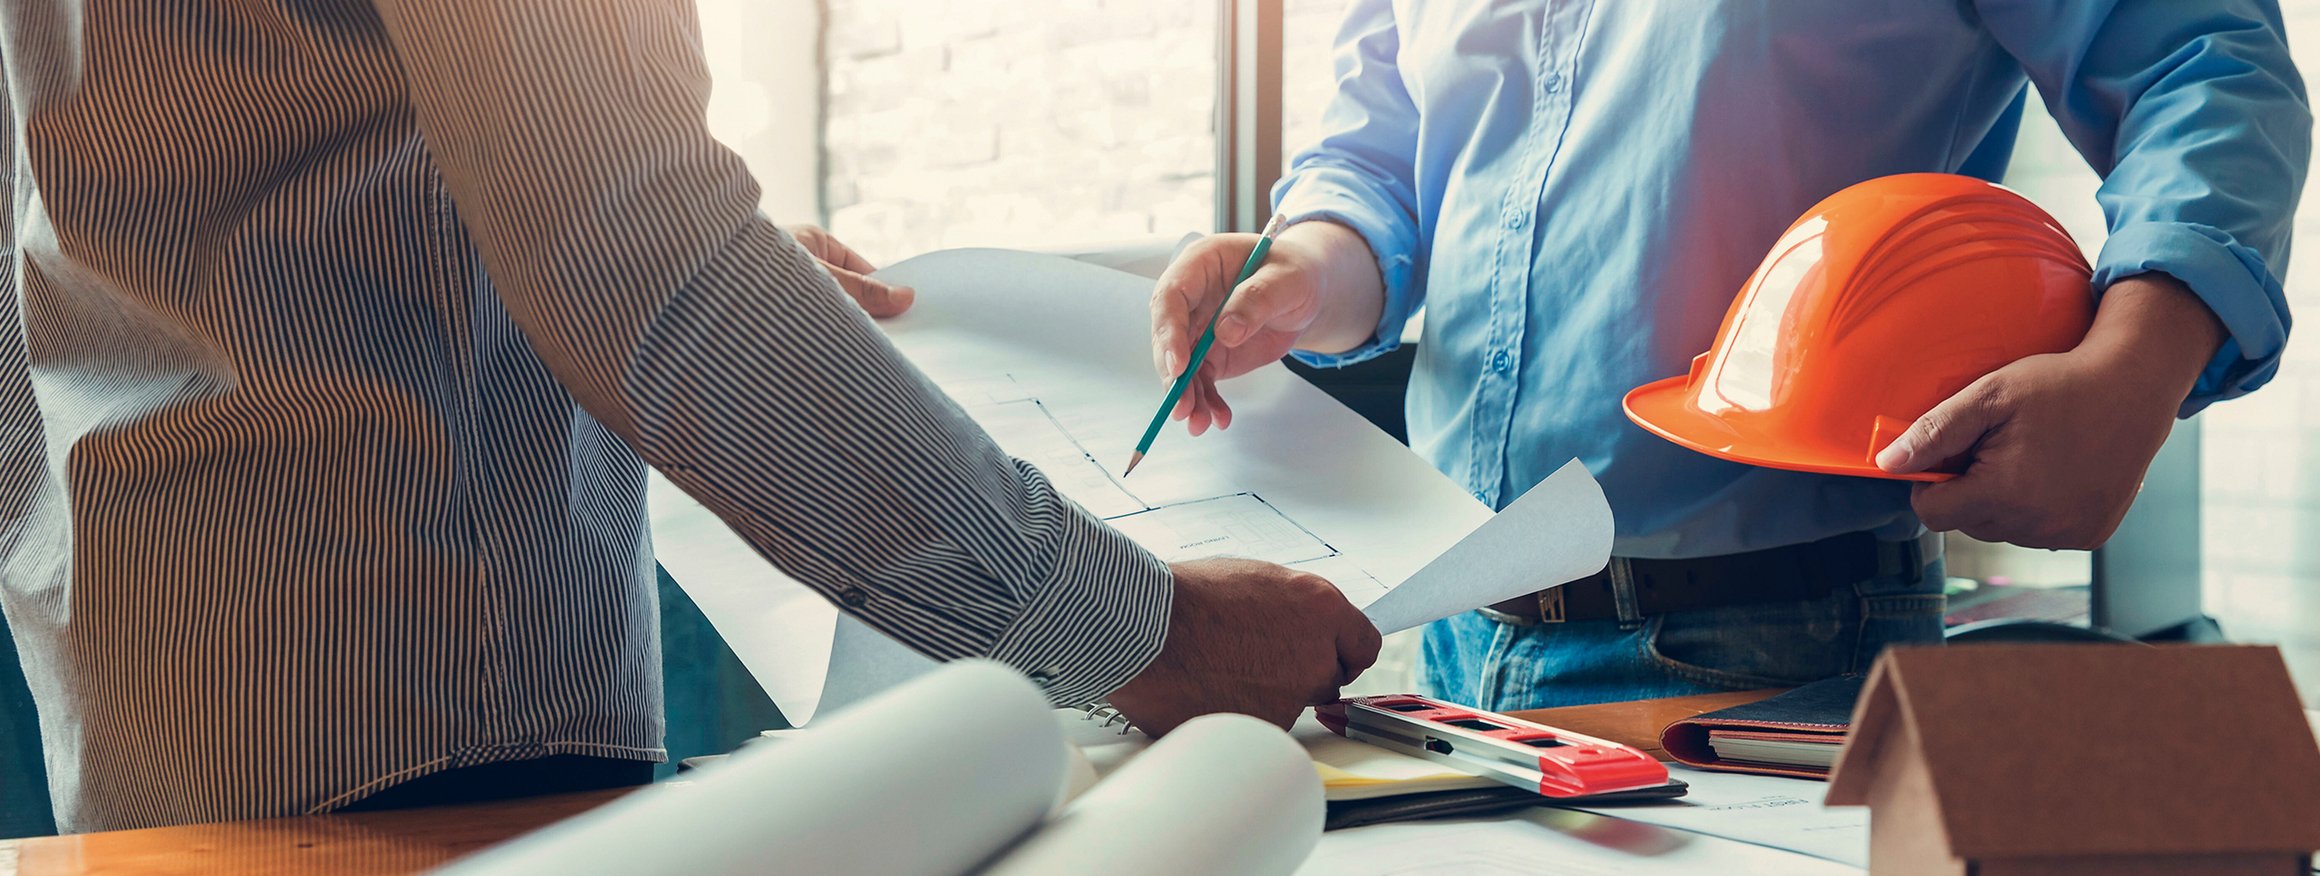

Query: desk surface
0;689;1778;875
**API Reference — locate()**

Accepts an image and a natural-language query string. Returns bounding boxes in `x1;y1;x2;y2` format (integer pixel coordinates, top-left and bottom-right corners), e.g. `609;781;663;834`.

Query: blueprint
655;248;1611;722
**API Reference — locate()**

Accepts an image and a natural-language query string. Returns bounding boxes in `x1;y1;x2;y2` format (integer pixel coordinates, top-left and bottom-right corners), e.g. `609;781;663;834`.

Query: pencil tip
1121;453;1143;478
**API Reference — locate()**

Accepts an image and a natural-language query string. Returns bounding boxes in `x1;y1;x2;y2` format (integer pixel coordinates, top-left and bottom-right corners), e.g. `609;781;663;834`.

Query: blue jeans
1422;557;1946;711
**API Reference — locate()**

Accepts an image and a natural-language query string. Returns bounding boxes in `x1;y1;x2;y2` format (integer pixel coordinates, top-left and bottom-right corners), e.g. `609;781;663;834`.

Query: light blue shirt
1276;0;2309;558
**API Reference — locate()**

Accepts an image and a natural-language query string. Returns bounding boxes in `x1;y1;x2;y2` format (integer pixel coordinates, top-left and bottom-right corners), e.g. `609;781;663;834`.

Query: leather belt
1484;530;1942;625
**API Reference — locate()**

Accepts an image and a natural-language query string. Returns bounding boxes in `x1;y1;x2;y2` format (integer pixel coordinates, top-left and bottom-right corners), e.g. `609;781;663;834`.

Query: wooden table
0;689;1780;875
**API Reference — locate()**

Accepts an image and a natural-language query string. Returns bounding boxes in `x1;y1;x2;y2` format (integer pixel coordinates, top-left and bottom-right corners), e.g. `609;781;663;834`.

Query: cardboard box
1826;644;2320;876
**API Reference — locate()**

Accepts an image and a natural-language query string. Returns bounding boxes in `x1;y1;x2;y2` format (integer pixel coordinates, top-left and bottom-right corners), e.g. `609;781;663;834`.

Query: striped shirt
0;0;1171;833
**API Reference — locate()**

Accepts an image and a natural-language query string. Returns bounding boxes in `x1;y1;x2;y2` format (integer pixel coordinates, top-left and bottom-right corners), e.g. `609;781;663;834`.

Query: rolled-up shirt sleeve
371;0;1170;706
1273;0;1427;368
1979;0;2310;415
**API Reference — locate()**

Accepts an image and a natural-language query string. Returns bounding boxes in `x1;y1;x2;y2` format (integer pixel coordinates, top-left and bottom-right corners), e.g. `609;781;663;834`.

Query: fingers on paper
790;226;914;317
825;265;916;318
791;224;879;275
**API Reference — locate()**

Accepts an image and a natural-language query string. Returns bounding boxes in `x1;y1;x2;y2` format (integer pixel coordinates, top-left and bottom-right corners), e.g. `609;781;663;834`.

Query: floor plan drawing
1103;493;1337;567
965;393;1149;519
658;249;1607;722
941;374;1389;602
936;372;1035;407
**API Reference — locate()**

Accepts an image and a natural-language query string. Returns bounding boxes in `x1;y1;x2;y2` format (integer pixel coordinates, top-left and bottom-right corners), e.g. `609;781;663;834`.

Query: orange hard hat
1624;173;2095;482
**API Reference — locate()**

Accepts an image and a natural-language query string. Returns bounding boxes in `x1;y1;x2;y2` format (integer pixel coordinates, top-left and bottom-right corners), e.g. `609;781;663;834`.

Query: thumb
1213;264;1308;347
1877;375;2005;474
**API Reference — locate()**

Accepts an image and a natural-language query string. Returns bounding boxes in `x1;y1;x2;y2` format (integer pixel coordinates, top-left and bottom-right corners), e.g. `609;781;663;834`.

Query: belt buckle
1537;587;1566;623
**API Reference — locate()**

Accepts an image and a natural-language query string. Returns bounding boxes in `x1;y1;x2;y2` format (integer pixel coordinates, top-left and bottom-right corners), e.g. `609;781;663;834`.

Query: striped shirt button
838;587;871;609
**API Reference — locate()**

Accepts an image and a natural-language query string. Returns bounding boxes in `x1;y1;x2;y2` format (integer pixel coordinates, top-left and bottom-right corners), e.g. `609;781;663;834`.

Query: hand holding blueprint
655;248;1613;720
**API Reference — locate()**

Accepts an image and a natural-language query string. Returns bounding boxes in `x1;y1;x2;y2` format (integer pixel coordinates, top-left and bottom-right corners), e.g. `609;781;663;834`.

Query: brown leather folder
1659;675;1864;780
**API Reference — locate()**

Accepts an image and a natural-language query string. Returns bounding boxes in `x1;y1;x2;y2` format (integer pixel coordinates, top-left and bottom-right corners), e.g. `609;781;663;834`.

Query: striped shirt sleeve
367;0;1173;707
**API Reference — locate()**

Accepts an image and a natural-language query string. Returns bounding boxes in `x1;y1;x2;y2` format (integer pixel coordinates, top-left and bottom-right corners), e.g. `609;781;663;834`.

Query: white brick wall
2197;5;2320;692
823;0;1220;264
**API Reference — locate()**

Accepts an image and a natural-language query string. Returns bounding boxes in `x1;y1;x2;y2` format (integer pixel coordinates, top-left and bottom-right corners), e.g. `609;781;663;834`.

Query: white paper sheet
982;714;1325;876
875;248;1499;609
658;248;1609;722
1297;809;1862;875
438;661;1065;876
815;604;944;717
1358;458;1612;634
1570;765;1870;868
648;476;838;722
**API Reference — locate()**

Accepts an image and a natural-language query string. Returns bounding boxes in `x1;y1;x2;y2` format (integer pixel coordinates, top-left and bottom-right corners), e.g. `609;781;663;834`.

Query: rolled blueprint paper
440;659;1064;876
980;713;1324;876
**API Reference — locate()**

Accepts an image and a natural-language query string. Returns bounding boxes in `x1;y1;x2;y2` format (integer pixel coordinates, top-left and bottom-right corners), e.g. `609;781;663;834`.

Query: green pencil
1123;213;1287;477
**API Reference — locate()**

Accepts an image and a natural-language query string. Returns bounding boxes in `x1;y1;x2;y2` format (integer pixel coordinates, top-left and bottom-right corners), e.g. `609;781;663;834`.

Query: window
817;1;1220;264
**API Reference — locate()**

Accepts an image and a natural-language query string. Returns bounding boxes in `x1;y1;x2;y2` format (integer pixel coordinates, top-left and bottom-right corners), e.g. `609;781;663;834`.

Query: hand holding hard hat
1627;173;2226;549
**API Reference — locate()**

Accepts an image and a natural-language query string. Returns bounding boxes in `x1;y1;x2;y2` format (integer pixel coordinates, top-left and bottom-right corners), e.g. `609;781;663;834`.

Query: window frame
1214;0;1284;233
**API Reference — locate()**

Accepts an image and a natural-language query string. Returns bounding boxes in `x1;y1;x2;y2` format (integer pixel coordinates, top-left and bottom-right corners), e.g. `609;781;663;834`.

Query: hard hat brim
1622;376;1957;484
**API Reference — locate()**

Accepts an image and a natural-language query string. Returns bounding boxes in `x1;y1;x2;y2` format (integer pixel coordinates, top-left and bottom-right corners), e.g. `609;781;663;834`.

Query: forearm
2081;273;2227;400
1894;272;2235;549
637;223;1173;705
1980;0;2304;409
373;0;1173;705
1287;220;1392;355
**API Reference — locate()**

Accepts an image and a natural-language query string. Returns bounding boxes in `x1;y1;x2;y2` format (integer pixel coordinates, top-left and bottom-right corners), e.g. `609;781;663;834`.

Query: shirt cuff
982;492;1175;708
1273;166;1423;368
2092;222;2292;417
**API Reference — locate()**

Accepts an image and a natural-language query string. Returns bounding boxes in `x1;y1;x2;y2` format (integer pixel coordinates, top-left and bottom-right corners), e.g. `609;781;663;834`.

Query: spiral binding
1078;702;1138;735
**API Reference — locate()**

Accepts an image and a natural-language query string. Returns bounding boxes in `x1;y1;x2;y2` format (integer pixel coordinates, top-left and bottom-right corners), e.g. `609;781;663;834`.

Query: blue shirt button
1502;210;1525;228
1544;73;1566;93
1490;351;1512;373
